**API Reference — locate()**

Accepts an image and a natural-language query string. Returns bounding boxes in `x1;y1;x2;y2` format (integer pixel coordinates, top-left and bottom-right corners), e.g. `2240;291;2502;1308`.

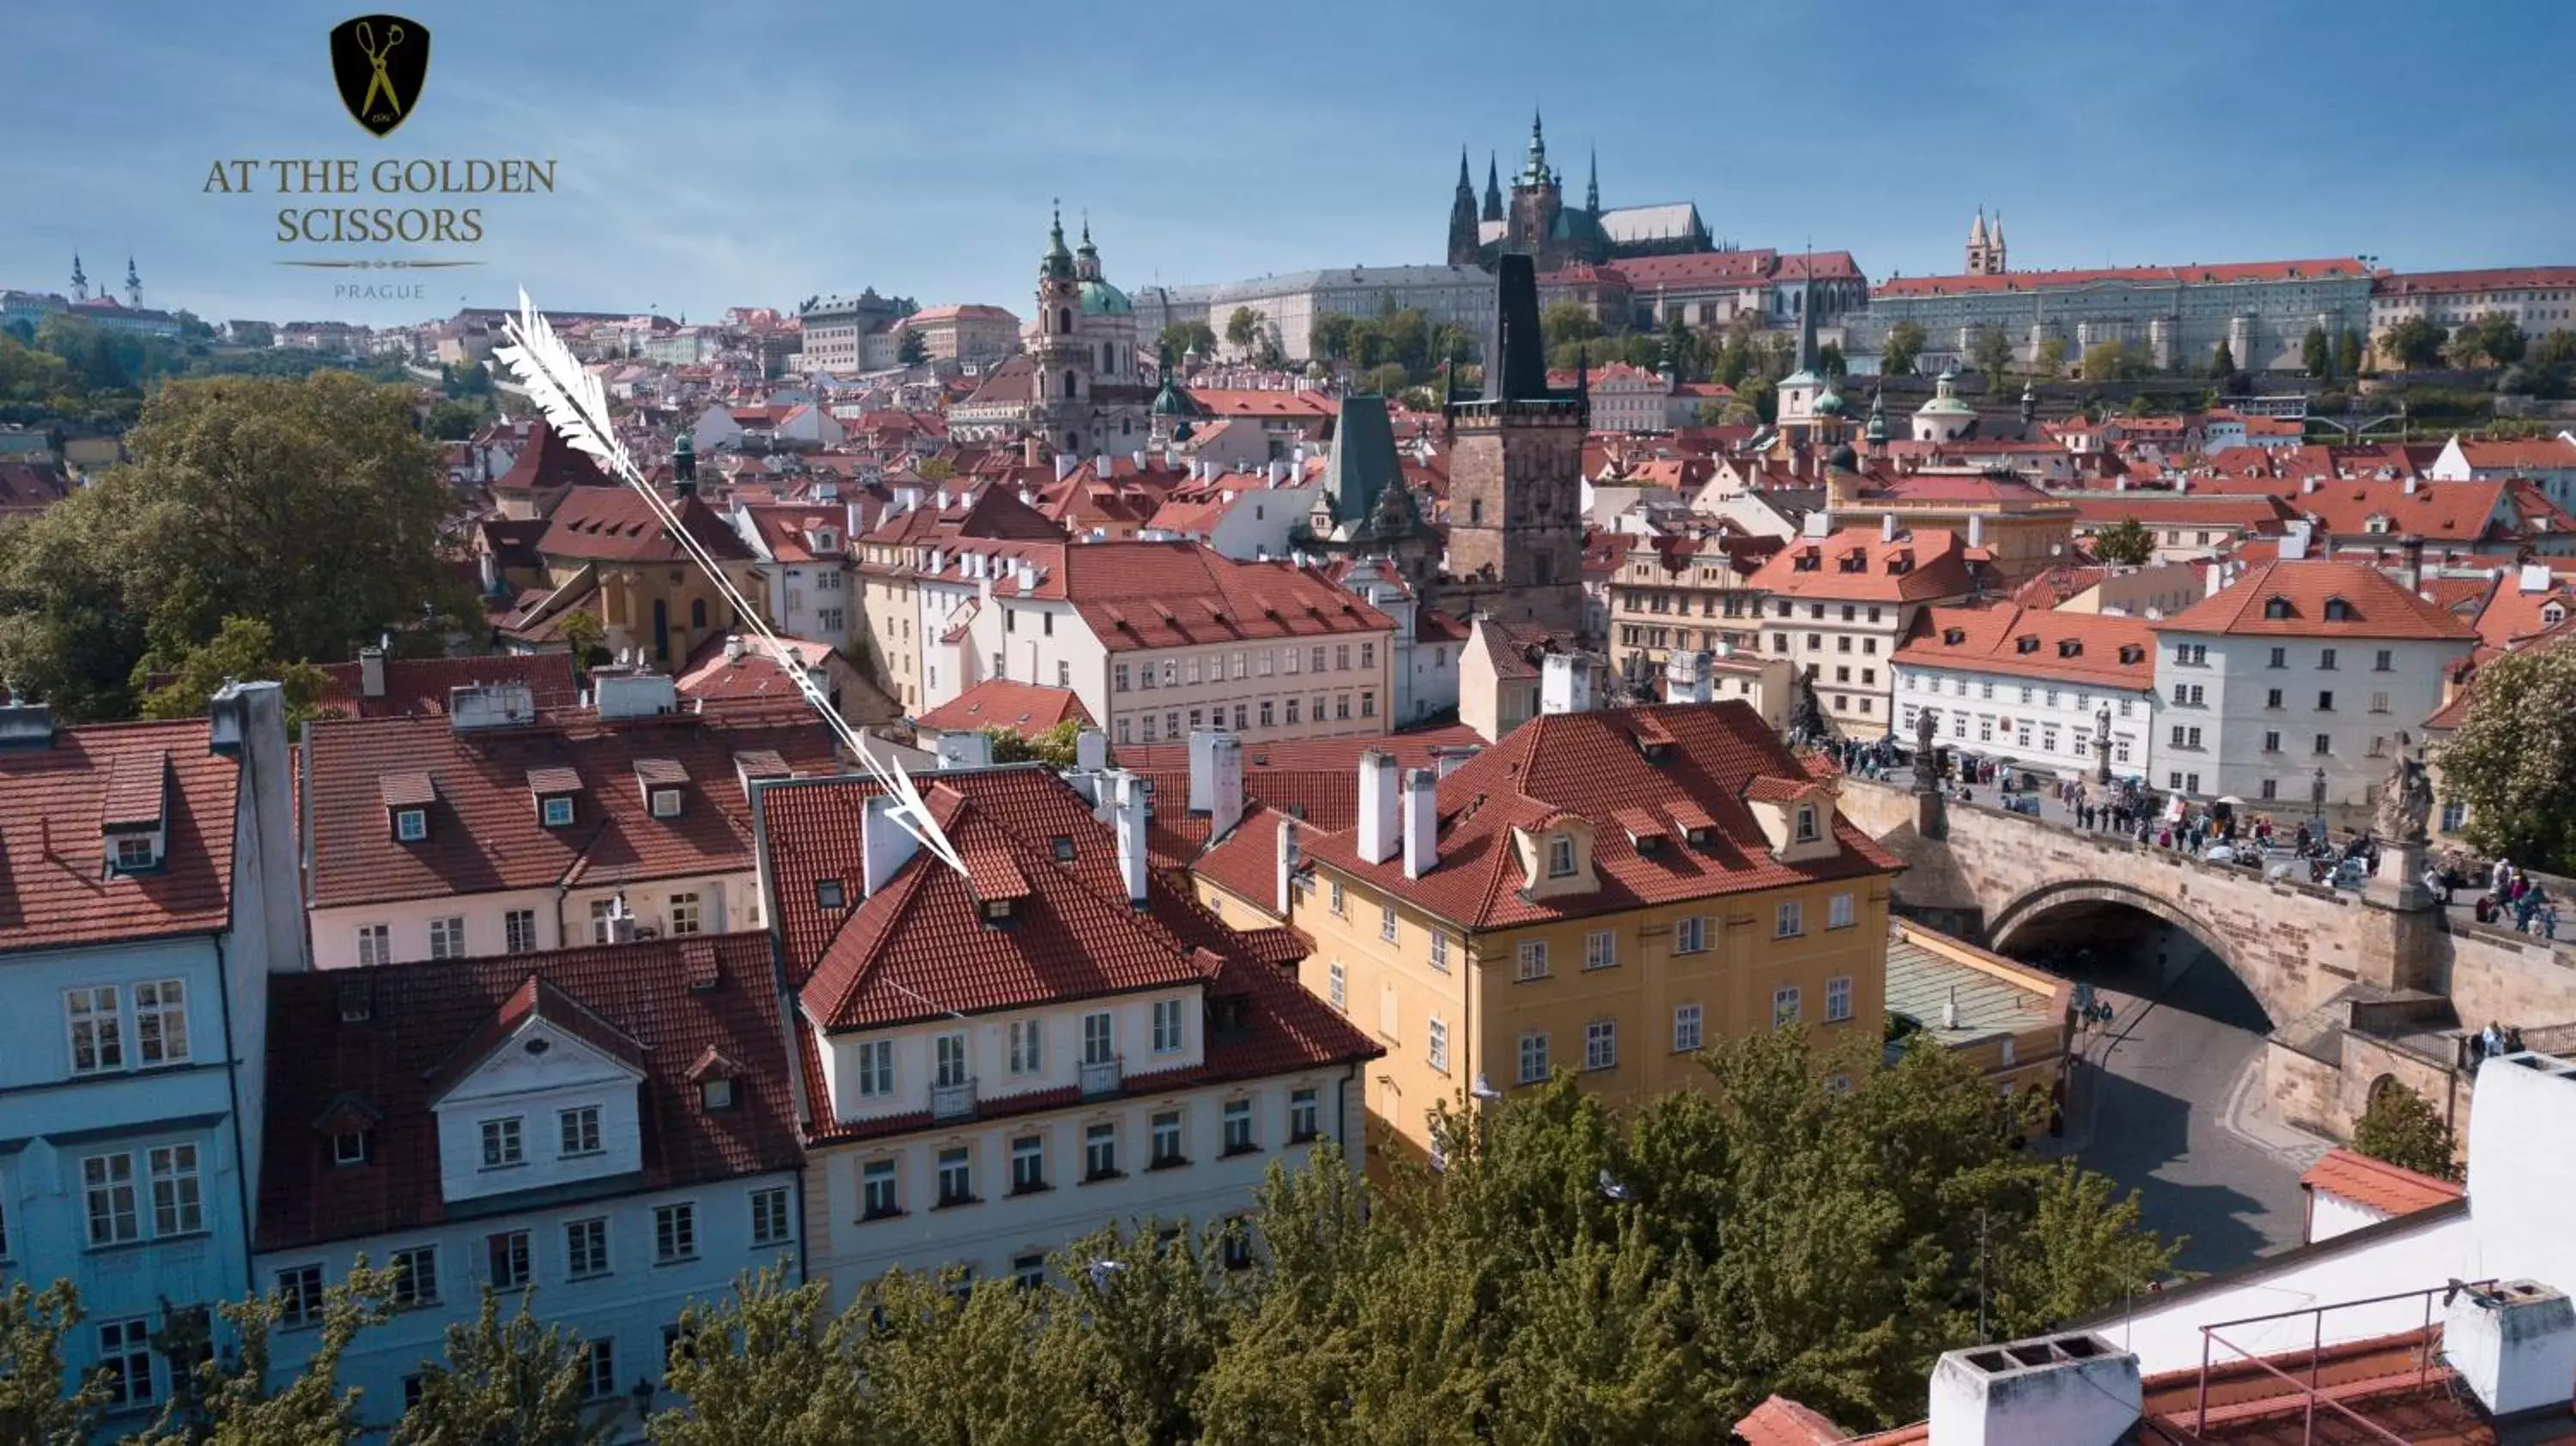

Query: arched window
1056;307;1072;335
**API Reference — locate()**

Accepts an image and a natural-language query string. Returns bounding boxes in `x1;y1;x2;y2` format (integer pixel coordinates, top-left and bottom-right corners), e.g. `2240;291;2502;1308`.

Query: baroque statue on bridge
2376;750;2434;845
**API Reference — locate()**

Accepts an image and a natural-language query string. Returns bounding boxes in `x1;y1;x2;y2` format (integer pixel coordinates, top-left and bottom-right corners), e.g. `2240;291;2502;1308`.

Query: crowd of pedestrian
2474;857;2558;939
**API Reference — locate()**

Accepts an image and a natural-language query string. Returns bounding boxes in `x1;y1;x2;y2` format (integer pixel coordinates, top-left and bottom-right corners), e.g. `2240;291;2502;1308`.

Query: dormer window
702;1077;734;1110
1795;805;1820;843
635;759;688;817
1942;628;1966;645
815;878;845;909
394;808;428;842
333;1130;369;1166
981;896;1015;923
1546;834;1577;878
651;788;683;818
112;835;157;872
2119;644;2144;665
382;770;434;841
2263;596;2293;619
2015;635;2039;653
541;796;574;828
2058;639;2081;658
1051;835;1076;862
2324;597;2353;622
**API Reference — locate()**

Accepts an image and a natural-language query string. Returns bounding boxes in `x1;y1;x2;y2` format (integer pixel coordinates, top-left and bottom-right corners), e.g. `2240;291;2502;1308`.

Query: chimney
1664;649;1712;705
1054;453;1076;482
935;731;993;769
1073;727;1108;772
1109;769;1150;904
860;793;919;896
1927;1334;2141;1446
1356;750;1400;865
1274;813;1300;916
2444;1280;2576;1420
1400;766;1438;879
1432;745;1481;778
1022;435;1042;466
2280;521;2312;562
1967;513;1985;550
357;645;387;700
1018;486;1036;507
1540;653;1592;715
1880;512;1898;543
935;485;951;510
2403;475;2420;495
209;680;307;973
1208;734;1244;841
2399;535;2425;596
1187;727;1221;811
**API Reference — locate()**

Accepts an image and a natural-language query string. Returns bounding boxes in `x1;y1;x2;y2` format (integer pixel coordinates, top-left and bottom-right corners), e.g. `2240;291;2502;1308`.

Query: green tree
2302;324;2331;378
1817;342;1846;380
842;1268;1121;1445
2336;328;2364;376
133;616;339;727
426;398;485;440
1309;314;1358;364
1366;362;1413;398
1969;326;2014;390
1157;320;1218;362
2435;642;2576;872
984;717;1084;767
2448;312;2527;369
649;1269;861;1446
896;328;929;367
2381;316;2448;370
392;1290;601;1446
2530;329;2576;372
137;1266;393;1446
2036;337;2068;378
2352;1078;2459;1182
0;332;76;404
555;610;607;667
0;370;462;720
1224;307;1266;351
2089;517;2158;567
2210;339;2237;380
0;1280;112;1445
1540;301;1603;352
1882;321;1925;378
2080;339;2148;382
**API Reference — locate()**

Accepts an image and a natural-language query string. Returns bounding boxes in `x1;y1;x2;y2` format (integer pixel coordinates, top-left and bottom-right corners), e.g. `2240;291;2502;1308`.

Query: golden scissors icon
355;20;405;118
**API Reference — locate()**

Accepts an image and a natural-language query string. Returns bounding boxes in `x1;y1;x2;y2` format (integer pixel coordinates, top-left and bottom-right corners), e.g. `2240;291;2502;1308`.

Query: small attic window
981;896;1015;923
112;835;159;872
702;1077;736;1111
1795;805;1820;843
393;808;428;842
1546;834;1577;878
651;787;683;818
2015;635;2039;653
815;878;846;909
332;1130;369;1167
1051;835;1076;863
2263;596;2293;620
541;796;575;828
2058;639;2081;657
1684;825;1712;848
2323;597;2353;622
2118;644;2144;664
1941;628;1966;645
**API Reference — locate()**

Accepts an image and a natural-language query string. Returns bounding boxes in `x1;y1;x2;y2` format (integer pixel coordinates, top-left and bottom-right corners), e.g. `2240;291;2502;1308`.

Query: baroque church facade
1024;209;1151;455
1446;112;1713;271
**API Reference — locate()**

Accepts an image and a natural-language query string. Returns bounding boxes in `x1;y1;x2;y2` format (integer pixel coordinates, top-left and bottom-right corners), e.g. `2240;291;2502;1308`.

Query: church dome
1828;441;1858;471
1814;384;1847;416
1078;279;1132;316
1916;368;1977;416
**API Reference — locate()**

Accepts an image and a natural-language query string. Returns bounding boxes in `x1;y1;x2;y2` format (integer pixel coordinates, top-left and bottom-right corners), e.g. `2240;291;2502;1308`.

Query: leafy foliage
2089;517;2158;567
132;616;340;728
2435;643;2576;872
2302;324;2332;379
2336;328;2364;377
896;329;929;366
0;1281;110;1445
391;1290;602;1446
136;1266;393;1446
1157;320;1218;362
1881;321;1925;378
985;717;1085;767
1969;327;2014;390
1225;307;1267;350
2080;340;2151;382
556;610;608;668
2447;312;2527;370
2209;340;2237;380
2380;316;2448;370
2352;1078;2459;1182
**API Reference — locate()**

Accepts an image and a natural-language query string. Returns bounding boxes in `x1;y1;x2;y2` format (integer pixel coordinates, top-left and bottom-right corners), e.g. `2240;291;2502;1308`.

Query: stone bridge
1834;778;2576;1039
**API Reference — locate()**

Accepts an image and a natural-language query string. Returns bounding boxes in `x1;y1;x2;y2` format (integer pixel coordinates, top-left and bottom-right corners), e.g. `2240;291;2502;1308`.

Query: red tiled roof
0;720;237;954
1300;704;1899;932
1896;604;2159;690
492;416;614;494
2300;1146;2462;1219
1060;543;1393;653
2375;266;2576;298
1745;527;1985;603
0;463;70;516
2159;560;2479;641
313;653;580;720
1735;1394;1852;1446
2065;494;2299;531
536;488;756;565
2451;437;2576;471
915;678;1094;738
1192;805;1293;909
1877;258;2371;298
304;710;842;911
254;933;801;1252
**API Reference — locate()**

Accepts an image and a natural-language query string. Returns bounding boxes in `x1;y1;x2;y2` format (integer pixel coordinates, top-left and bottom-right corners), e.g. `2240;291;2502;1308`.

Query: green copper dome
1078;278;1132;316
1829;441;1859;471
1814;384;1847;416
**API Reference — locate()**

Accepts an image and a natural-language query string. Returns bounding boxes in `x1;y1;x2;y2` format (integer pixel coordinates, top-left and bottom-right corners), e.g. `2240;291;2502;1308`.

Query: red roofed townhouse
2428;430;2576;512
1279;703;1901;1163
1893;605;2162;778
313;647;580;720
752;763;1379;1303
2064;491;2300;562
853;483;1066;713
1743;525;1995;737
914;539;1398;752
0;684;306;1414
2149;559;2476;808
728;500;867;647
501;465;767;670
301;672;842;969
914;677;1093;752
252;934;805;1439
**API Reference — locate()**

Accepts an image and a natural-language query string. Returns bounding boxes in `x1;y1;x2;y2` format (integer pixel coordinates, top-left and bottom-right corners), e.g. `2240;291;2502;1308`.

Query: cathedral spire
1586;149;1599;213
1483;153;1503;221
70;252;88;302
1456;147;1473;193
1523;107;1548;186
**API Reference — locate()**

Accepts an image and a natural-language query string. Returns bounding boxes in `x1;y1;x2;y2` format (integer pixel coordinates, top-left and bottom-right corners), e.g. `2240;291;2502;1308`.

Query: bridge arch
1985;877;2257;1001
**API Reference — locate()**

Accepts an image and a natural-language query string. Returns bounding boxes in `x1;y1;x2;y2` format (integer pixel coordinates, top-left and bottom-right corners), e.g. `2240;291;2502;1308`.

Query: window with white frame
428;915;465;960
98;1316;153;1407
65;986;124;1074
1826;975;1854;1023
1152;998;1184;1053
1429;929;1449;971
1379;902;1398;943
1325;959;1348;1011
654;1202;697;1261
1674;915;1708;953
1546;834;1577;878
1776;901;1804;938
357;924;391;966
81;1152;138;1246
480;1117;522;1169
1772;986;1802;1028
558;1107;601;1157
668;892;702;936
936;1146;974;1205
1084;1122;1119;1180
1150;1110;1185;1168
276;1265;325;1328
1288;1087;1320;1141
1328;880;1346;914
1427;1016;1449;1074
135;980;187;1065
582;1339;617;1401
1828;892;1856;929
1516;939;1549;981
505;908;538;953
1583;1020;1617;1072
565;1217;610;1278
1584;929;1616;970
861;1160;899;1218
1518;1030;1549;1084
486;1230;530;1290
1223;1098;1255;1153
1674;1003;1703;1054
1081;1011;1114;1064
933;1032;969;1089
391;1245;439;1306
1009;1019;1043;1075
1011;1134;1046;1193
855;1039;894;1097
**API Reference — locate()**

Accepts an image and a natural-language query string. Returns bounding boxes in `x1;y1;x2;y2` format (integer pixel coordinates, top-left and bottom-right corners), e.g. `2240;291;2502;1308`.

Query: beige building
896;304;1022;366
1605;531;1781;687
1742;524;1990;737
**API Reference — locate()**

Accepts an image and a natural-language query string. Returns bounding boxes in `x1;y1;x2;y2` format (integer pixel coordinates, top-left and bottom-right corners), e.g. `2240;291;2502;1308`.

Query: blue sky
6;0;2573;327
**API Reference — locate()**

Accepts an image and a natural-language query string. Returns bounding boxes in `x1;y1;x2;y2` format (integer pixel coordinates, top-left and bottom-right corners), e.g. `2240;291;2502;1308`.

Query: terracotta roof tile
915;678;1094;739
254;933;800;1252
1062;544;1393;653
313;653;580;720
2300;1145;2463;1219
1895;604;2159;690
1746;527;1986;603
2159;560;2479;641
536;488;755;565
1877;257;2370;298
0;720;237;953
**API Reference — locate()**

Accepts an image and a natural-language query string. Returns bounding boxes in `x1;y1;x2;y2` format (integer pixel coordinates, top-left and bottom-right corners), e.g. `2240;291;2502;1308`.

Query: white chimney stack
1274;814;1300;915
1206;733;1245;840
1073;728;1108;772
1968;513;1985;550
2443;1280;2576;1421
1109;769;1150;904
1880;512;1899;543
1927;1334;2141;1446
1054;453;1076;482
860;793;920;897
1540;653;1591;715
1664;649;1712;705
1356;750;1400;865
1400;767;1438;879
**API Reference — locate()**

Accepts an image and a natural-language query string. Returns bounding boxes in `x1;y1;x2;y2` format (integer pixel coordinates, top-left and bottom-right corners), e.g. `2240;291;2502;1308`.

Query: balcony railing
1078;1055;1123;1099
930;1078;978;1121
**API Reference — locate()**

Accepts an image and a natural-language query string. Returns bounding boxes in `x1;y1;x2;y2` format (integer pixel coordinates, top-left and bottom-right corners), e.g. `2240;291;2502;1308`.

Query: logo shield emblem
330;15;429;137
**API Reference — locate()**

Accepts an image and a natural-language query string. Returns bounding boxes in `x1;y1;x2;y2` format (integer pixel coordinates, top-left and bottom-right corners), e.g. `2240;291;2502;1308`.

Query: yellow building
1247;702;1901;1161
501;483;769;667
1822;468;2079;584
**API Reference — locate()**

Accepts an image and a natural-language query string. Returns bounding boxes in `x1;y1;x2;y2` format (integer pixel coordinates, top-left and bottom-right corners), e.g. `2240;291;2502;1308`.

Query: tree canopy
1881;322;1925;378
2435;642;2576;872
2080;339;2151;382
2380;316;2448;370
2088;518;2158;567
2447;312;2527;370
0;370;466;720
2352;1078;2458;1182
1969;327;2014;390
1157;320;1218;362
1224;307;1267;350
